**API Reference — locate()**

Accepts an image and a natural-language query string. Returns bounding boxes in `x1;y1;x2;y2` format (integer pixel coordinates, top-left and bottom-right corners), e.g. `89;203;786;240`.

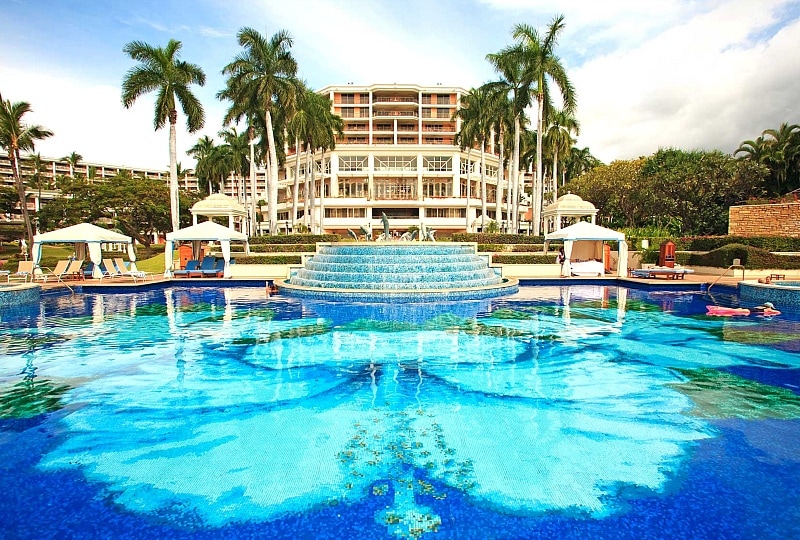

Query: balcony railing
373;110;418;117
373;96;417;103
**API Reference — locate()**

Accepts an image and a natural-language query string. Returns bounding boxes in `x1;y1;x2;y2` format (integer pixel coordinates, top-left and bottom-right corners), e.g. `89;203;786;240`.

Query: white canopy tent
544;221;628;278
33;223;135;278
164;220;250;278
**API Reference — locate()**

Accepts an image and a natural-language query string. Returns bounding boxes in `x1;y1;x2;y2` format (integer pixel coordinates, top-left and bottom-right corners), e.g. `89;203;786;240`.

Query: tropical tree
0;93;53;255
315;97;343;234
219;28;300;235
218;127;251;202
484;86;515;231
62;151;83;178
454;104;479;232
513;14;576;235
188;135;216;193
25;153;49;232
455;86;495;230
545;108;579;201
486;45;532;233
121;39;206;233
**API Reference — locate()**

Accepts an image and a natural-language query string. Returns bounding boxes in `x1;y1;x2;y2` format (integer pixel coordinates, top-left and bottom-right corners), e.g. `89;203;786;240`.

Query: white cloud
570;0;800;161
0;64;209;170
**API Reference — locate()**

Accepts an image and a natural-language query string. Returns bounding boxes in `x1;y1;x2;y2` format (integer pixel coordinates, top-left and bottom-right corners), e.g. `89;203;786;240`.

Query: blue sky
2;0;800;170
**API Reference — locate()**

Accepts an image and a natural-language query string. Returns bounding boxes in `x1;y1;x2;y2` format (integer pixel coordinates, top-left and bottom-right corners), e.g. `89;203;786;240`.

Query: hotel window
341;93;355;104
460;161;474;175
427;207;466;218
340;156;368;172
422;178;452;198
437;94;450;105
359;93;369;103
341;108;354;118
485;165;498;178
423;156;451;171
421;94;432;104
358;107;369;118
325;207;366;218
338;178;368;198
374;156;415;171
374;178;416;200
421;108;432;118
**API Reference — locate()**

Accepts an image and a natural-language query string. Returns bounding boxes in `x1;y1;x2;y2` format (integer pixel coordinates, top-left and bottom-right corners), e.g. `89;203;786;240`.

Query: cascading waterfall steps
276;242;519;302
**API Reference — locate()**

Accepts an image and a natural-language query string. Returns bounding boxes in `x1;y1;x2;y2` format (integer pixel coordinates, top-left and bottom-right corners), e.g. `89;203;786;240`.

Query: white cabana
33;223;135;278
164;220;250;278
544;221;628;278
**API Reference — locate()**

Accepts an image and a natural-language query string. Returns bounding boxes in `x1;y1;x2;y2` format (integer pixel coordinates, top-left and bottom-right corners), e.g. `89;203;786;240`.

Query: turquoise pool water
1;285;799;539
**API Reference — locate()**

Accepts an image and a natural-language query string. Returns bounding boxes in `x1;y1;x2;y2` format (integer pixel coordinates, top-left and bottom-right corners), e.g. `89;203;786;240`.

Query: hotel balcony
373;110;418;118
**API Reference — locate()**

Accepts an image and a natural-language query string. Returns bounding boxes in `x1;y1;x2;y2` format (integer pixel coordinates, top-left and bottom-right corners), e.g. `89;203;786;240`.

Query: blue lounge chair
193;256;217;278
200;258;223;278
173;260;199;278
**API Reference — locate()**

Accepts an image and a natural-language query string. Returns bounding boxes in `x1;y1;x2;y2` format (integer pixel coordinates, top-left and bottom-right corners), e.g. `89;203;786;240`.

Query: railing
373;111;418;117
373;96;417;103
707;264;746;293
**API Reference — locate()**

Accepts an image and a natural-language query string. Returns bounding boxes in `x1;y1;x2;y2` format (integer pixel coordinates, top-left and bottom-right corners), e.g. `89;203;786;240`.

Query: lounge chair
630;267;694;280
84;261;96;279
173;259;199;278
100;259;124;280
36;260;72;283
8;260;36;283
202;258;224;278
114;257;150;280
63;259;85;281
191;256;217;278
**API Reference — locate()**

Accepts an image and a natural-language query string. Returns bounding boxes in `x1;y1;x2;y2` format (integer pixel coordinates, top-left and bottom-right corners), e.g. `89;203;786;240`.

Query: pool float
706;305;781;316
706;305;750;316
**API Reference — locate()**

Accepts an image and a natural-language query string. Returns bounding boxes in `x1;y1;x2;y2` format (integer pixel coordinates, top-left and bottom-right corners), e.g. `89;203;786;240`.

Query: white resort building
271;83;531;236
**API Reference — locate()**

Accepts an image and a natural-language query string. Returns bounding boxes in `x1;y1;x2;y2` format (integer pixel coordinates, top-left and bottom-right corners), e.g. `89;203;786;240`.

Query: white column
417;153;423;201
452;152;461;198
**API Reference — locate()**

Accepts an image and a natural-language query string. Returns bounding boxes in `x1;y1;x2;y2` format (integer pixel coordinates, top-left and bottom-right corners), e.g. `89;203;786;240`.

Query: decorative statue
347;229;358;241
359;224;373;241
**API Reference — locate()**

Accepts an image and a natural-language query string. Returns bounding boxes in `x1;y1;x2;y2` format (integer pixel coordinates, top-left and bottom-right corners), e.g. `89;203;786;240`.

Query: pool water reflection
1;285;799;539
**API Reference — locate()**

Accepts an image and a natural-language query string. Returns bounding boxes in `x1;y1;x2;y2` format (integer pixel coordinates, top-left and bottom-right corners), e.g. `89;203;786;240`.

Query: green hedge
248;244;316;253
236;255;302;265
492;254;557;264
685;244;800;269
248;234;340;245
452;233;546;244
628;236;800;252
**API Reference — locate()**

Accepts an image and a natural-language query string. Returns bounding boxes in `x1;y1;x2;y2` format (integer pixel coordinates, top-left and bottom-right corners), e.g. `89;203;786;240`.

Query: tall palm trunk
249;133;256;236
552;146;559;203
534;96;544;236
11;149;34;257
292;136;301;227
495;126;504;230
480;140;487;230
265;108;280;235
169;111;180;232
464;148;472;231
319;148;327;234
512;116;521;233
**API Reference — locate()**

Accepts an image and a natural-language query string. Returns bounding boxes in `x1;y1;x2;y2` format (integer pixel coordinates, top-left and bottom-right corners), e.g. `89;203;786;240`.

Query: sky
2;0;800;171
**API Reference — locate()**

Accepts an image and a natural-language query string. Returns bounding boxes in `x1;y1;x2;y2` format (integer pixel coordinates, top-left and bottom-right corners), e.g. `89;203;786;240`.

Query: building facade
272;83;529;236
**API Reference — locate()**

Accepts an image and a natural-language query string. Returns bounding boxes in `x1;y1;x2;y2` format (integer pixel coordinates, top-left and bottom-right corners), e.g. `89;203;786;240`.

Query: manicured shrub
248;234;340;245
685;244;800;269
451;233;546;244
235;255;302;264
492;254;557;264
248;244;316;253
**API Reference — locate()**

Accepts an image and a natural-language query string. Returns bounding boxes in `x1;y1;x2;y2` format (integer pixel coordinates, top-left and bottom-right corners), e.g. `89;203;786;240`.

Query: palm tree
62;151;83;178
315;98;343;234
219;28;300;235
454;106;479;232
188;135;216;193
122;39;206;232
484;86;515;232
455;86;494;230
513;14;576;235
545;108;579;201
762;122;800;193
486;46;532;233
26;153;48;232
0;93;53;256
287;87;312;227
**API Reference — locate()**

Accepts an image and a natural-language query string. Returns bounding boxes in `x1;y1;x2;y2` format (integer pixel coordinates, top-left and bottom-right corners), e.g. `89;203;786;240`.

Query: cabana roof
34;223;132;244
166;220;248;242
545;221;625;241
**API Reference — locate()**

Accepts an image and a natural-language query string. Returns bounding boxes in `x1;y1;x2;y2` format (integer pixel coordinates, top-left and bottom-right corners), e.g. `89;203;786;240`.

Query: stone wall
728;203;800;237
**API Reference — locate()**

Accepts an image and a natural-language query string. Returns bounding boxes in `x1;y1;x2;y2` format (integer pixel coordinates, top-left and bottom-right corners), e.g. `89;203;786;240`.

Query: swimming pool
1;285;799;539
